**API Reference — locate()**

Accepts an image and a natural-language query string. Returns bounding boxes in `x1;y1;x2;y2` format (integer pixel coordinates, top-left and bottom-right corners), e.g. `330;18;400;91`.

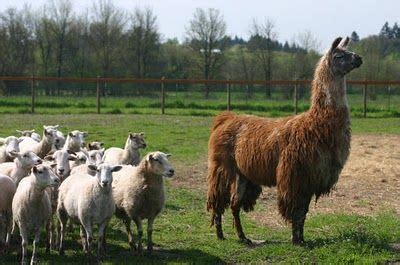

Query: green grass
0;114;400;263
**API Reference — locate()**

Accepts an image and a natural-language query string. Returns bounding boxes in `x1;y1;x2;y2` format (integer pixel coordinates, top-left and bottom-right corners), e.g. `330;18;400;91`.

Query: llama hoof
292;238;304;246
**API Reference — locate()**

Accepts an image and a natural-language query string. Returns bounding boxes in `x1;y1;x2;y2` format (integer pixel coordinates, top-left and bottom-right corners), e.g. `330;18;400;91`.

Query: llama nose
143;144;147;148
353;54;362;67
169;169;175;175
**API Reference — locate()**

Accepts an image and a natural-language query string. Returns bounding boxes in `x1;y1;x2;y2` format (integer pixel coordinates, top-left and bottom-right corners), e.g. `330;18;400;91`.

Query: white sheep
44;149;77;180
64;130;87;153
19;126;58;158
0;151;42;185
16;129;41;142
103;132;146;166
12;164;59;264
69;151;87;171
0;174;16;251
70;149;105;176
0;136;22;163
112;151;174;253
87;141;104;151
57;163;122;258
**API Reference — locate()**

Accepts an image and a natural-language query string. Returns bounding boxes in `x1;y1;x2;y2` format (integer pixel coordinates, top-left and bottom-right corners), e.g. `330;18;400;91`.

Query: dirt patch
172;135;400;228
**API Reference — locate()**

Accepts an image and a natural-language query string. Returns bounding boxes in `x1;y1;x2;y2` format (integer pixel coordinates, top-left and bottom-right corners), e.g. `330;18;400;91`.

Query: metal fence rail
0;76;399;117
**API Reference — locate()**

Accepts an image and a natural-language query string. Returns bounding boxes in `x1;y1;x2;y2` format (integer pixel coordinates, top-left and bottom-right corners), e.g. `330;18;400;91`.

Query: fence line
1;76;400;116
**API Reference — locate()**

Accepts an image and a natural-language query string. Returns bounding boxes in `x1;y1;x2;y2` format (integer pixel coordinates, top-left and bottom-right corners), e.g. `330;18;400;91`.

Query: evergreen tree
380;22;393;39
392;22;400;39
350;31;360;42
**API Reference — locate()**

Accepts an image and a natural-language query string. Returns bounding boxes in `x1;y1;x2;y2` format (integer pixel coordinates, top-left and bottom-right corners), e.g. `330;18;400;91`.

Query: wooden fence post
97;76;100;114
363;80;367;118
227;81;231;111
161;77;165;114
31;75;35;113
294;80;298;115
388;85;391;111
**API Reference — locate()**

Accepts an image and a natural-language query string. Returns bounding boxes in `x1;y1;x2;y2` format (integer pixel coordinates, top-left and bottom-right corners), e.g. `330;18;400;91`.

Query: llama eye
335;54;344;59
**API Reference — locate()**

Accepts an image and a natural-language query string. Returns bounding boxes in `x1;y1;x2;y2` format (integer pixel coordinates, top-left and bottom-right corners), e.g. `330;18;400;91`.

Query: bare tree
128;7;160;78
186;8;226;98
48;0;72;95
249;18;277;98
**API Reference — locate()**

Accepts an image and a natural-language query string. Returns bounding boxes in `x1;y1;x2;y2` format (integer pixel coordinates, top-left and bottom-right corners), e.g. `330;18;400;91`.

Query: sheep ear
148;154;154;161
329;37;342;54
44;155;54;161
88;164;97;171
0;138;5;145
69;132;74;137
50;162;57;168
166;153;172;158
53;125;59;129
16;130;22;134
33;166;38;173
100;148;105;154
112;165;123;172
100;142;104;146
139;132;144;136
68;155;77;161
83;132;88;137
31;129;35;133
129;133;134;139
18;138;24;143
66;150;76;155
339;36;350;49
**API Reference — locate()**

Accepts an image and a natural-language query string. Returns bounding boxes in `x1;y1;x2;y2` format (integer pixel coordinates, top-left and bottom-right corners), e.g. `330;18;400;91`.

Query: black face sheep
12;164;60;264
57;163;122;258
112;151;174;253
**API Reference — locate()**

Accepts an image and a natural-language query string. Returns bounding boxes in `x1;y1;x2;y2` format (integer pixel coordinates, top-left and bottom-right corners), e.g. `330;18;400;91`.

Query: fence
0;76;399;118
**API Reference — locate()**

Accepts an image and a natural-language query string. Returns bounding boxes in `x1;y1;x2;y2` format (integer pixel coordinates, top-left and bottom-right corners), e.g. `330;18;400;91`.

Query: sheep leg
80;225;88;253
57;210;68;255
292;195;311;245
123;219;136;251
147;218;154;253
230;175;251;244
83;223;93;258
31;230;40;264
133;218;143;254
97;222;106;259
19;225;28;265
45;221;50;253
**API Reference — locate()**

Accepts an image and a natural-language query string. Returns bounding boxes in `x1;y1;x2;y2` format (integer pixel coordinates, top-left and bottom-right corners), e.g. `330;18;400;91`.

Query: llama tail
211;111;235;131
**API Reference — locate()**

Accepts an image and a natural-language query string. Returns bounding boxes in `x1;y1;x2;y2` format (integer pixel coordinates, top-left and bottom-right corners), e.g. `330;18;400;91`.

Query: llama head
327;37;362;76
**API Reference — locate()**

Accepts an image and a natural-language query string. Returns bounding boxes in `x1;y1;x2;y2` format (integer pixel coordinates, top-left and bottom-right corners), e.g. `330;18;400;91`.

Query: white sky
0;0;398;50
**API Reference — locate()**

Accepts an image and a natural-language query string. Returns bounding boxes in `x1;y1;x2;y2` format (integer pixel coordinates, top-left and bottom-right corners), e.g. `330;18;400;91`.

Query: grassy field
0;114;400;263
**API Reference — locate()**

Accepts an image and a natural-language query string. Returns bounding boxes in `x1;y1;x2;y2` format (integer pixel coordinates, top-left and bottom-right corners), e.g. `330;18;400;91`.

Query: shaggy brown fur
206;37;362;245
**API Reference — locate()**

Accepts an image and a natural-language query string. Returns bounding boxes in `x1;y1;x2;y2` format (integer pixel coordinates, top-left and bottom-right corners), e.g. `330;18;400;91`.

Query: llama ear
329;37;342;54
339;36;350;49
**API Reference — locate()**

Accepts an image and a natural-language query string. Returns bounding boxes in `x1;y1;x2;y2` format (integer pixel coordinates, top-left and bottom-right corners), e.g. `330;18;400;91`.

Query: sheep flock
0;126;174;263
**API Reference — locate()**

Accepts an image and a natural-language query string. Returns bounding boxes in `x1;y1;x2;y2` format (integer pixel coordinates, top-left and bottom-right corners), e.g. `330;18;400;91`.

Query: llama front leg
291;195;312;245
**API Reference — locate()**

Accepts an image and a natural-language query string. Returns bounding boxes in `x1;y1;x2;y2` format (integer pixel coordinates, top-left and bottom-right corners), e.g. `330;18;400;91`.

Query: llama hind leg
230;175;251;244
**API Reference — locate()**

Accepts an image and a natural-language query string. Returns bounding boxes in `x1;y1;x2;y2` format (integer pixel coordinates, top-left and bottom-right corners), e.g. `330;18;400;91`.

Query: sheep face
45;150;77;178
88;164;122;188
87;149;104;165
43;126;58;144
54;131;66;150
147;152;174;178
0;136;22;158
17;151;42;167
68;130;87;148
127;132;146;149
87;141;104;150
32;164;60;188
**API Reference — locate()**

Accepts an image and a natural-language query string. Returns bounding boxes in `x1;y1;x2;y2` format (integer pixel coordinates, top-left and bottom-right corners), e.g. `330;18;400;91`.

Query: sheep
54;131;66;151
87;141;104;151
69;152;87;170
206;37;363;245
19;126;58;158
70;149;105;176
12;164;59;264
0;151;42;185
103;132;146;166
0;174;16;252
64;130;87;153
0;136;22;163
57;163;122;258
112;151;174;253
16;129;41;142
44;149;77;180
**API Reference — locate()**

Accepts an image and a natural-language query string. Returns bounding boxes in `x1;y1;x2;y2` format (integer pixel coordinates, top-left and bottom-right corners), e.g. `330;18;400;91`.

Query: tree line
0;0;399;97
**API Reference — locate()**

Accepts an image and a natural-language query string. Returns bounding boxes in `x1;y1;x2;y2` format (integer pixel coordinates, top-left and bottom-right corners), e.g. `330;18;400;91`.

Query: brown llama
206;37;362;245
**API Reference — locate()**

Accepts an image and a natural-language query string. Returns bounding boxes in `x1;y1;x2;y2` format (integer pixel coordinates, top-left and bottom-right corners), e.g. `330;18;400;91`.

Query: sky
1;0;398;51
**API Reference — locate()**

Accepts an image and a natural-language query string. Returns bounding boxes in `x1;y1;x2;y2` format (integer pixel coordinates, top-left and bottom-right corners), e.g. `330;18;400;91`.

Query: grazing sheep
16;129;41;142
0;136;22;163
87;141;104;151
0;174;16;251
70;149;105;176
0;151;42;185
112;151;174;253
57;163;122;258
19;126;58;158
206;37;362;245
12;164;59;264
64;130;87;153
103;133;146;166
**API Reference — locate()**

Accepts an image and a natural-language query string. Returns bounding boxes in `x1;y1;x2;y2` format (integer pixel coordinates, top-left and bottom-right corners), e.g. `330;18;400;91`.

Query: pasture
1;114;400;263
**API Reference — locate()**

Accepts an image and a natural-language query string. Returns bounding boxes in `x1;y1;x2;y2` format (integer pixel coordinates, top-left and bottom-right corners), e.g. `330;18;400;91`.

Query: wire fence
0;76;399;118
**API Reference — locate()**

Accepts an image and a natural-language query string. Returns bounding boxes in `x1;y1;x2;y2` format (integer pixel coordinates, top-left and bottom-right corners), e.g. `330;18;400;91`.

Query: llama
206;37;362;245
